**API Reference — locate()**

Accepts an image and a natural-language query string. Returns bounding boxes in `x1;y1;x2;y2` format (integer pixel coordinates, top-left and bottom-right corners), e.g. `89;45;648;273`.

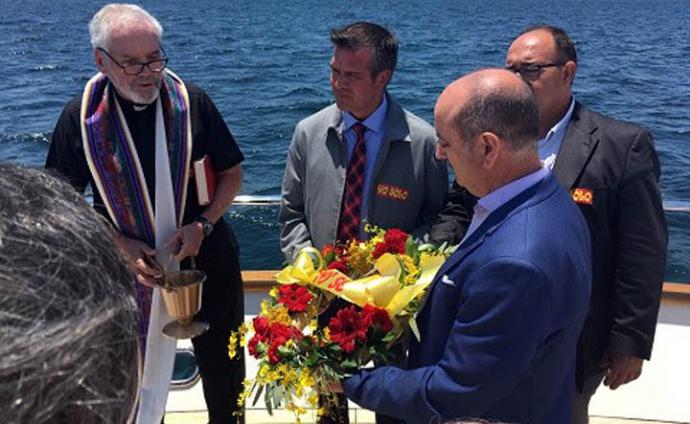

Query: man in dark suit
431;25;668;424
340;68;592;423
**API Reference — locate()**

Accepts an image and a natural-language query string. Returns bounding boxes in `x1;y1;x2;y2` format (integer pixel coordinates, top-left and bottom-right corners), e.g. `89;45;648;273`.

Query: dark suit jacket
344;173;592;423
556;102;667;382
430;102;668;385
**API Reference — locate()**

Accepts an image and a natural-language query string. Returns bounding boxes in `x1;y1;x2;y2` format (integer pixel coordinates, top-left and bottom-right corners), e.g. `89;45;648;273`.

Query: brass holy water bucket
156;269;210;339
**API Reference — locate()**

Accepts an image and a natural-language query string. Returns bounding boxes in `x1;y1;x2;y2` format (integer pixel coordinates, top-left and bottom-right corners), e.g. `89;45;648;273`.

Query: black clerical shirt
46;82;244;226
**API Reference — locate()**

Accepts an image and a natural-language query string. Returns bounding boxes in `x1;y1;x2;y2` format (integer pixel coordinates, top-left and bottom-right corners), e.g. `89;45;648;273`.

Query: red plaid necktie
337;122;367;242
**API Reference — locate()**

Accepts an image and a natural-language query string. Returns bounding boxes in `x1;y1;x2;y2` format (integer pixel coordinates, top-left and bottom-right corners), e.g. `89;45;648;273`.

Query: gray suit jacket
279;93;448;260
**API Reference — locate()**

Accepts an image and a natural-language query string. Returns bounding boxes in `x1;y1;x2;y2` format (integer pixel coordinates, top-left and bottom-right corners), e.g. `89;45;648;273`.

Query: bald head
434;69;542;196
436;68;539;152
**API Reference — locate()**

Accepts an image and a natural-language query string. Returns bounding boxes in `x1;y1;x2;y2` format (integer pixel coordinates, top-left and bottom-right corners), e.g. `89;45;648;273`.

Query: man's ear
563;60;577;86
478;132;501;168
94;49;107;73
374;69;392;88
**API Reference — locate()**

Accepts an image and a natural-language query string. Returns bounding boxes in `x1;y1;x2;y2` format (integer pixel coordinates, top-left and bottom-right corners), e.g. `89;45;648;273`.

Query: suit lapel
416;228;489;313
418;177;553;313
553;102;599;190
416;214;496;315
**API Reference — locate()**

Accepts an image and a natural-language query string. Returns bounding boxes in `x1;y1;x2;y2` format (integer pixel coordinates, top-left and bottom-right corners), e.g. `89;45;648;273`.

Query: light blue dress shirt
461;166;550;245
538;97;575;169
341;95;388;235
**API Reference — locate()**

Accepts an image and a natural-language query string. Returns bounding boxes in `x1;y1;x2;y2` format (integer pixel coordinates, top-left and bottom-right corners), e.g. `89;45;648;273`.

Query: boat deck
164;272;690;424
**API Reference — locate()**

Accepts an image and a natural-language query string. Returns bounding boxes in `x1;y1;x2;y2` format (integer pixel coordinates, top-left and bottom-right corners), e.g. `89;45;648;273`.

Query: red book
193;155;216;206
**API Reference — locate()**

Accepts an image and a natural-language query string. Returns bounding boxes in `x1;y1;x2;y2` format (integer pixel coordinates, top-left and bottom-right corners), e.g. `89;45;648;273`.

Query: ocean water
0;0;688;281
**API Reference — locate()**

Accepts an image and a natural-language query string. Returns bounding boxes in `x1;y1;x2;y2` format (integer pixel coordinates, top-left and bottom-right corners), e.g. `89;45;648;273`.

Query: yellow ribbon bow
276;247;445;319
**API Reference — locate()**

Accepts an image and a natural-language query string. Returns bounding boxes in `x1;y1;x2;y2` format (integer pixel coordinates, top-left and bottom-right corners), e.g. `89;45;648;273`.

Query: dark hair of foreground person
0;165;140;424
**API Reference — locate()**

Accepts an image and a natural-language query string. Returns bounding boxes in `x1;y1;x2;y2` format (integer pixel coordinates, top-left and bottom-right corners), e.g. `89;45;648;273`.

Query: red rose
247;334;264;358
327;259;349;274
371;243;388;259
252;316;270;337
269;323;302;345
277;284;313;312
384;228;408;254
372;228;408;258
265;322;303;363
361;304;393;333
328;305;368;353
267;338;284;363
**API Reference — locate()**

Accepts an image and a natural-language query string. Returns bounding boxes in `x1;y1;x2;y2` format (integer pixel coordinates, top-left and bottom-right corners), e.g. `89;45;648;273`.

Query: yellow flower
348;241;373;277
228;332;238;359
273;304;292;325
257;363;270;381
309;393;320;408
296;369;316;398
259;299;272;316
259;300;292;325
368;229;385;245
401;255;420;286
236;379;253;406
364;223;386;240
228;321;251;359
269;286;279;298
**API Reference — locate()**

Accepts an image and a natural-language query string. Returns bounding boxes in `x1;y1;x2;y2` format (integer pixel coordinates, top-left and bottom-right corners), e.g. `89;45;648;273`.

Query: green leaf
417;242;437;252
252;383;264;407
341;358;358;369
264;386;273;415
405;237;421;262
381;331;397;343
399;265;409;284
278;345;293;357
273;385;284;408
409;317;421;341
304;354;317;367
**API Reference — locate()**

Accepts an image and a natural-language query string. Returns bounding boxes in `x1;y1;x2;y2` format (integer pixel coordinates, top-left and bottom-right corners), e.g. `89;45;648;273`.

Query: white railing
234;194;690;213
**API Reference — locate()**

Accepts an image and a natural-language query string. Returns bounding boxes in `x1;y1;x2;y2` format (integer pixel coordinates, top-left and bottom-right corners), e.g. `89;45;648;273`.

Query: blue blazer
343;172;592;424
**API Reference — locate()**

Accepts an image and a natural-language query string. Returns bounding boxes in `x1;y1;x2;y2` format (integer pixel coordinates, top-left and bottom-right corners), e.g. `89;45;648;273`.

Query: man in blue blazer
430;26;667;423
341;69;592;423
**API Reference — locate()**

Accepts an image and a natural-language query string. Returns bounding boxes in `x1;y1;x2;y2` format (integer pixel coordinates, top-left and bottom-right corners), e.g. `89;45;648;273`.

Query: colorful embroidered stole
80;70;192;350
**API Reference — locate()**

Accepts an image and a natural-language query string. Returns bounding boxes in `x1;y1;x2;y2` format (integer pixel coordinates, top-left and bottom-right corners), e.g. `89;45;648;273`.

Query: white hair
89;3;163;49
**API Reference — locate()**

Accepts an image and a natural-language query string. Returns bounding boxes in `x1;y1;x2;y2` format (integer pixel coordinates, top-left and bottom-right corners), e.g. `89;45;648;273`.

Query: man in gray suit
278;21;447;424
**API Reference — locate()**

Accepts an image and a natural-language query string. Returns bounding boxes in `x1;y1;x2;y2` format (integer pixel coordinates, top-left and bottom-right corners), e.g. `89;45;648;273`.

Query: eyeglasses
505;62;564;82
97;47;169;76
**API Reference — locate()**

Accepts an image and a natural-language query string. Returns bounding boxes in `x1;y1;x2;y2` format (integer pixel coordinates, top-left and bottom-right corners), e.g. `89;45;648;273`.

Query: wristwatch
194;216;214;237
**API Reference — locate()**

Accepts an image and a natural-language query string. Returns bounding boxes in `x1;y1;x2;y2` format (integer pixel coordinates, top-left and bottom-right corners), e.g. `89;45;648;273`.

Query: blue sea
1;0;688;281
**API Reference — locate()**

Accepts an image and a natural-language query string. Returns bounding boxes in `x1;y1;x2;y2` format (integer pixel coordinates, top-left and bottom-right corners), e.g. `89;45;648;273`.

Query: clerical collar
113;89;156;112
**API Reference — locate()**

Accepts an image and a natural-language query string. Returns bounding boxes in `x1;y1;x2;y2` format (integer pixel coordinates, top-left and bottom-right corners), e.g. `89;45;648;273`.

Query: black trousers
188;221;245;424
571;372;605;424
